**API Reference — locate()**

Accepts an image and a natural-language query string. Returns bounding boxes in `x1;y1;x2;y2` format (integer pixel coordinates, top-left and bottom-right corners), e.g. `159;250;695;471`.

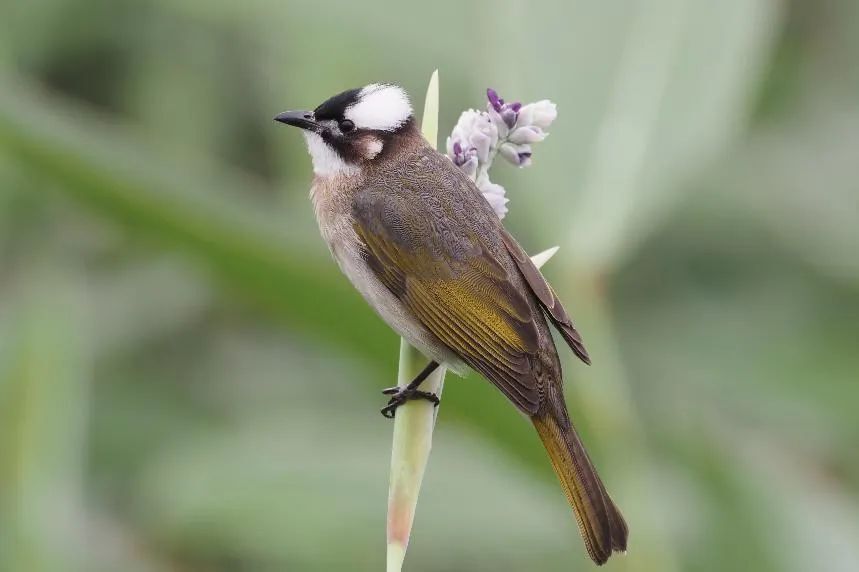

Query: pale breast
310;177;464;373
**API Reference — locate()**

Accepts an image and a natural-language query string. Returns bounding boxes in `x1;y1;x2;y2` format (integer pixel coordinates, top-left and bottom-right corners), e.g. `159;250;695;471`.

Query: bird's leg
380;360;441;418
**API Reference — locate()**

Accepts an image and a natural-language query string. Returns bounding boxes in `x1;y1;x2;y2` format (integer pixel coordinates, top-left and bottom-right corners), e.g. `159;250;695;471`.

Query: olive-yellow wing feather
353;185;542;414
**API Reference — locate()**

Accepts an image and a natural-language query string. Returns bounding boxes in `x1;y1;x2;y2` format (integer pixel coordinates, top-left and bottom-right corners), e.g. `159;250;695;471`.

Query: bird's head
274;84;416;177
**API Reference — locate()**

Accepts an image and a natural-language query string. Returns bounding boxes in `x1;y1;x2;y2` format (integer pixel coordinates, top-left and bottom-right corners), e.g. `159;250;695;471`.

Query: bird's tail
531;393;628;565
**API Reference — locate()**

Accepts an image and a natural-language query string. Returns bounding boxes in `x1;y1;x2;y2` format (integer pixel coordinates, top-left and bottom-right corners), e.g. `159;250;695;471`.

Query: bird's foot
380;386;440;418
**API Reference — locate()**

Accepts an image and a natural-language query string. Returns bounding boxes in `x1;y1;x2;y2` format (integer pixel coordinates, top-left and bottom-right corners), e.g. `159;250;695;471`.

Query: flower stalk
386;70;445;572
385;71;560;572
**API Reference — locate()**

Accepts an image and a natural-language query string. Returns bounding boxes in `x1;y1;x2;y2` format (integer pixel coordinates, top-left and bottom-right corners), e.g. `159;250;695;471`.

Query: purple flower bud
487;108;509;138
450;140;468;166
518;151;532;167
500;108;518;129
510;102;522;112
487;88;503;112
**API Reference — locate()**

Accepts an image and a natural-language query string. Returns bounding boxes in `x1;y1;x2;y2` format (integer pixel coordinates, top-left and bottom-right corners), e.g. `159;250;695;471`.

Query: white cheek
364;138;383;159
302;132;358;177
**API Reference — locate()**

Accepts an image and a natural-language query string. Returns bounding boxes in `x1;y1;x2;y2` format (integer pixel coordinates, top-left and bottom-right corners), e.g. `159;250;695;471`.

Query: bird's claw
380;387;440;418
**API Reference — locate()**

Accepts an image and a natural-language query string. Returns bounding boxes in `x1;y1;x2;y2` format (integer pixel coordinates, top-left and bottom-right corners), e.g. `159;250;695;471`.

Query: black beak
273;110;321;132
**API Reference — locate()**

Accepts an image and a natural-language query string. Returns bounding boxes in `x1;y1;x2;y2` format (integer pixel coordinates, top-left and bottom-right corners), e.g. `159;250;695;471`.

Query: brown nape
368;117;424;164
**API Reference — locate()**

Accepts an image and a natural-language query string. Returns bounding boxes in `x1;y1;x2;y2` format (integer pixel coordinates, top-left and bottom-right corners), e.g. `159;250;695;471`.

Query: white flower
458;153;479;179
508;125;547;144
498;142;533;167
445;89;555;218
518;100;557;129
448;109;498;163
477;178;509;219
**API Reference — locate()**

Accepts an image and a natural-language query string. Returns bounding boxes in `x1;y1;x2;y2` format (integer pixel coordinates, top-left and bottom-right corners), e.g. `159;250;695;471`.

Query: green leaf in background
0;272;90;572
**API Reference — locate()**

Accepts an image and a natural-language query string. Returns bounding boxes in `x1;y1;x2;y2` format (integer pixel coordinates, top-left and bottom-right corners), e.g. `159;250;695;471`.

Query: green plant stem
385;69;441;572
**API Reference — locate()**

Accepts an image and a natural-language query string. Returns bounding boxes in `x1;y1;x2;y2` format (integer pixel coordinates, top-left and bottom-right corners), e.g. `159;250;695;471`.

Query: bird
274;83;628;565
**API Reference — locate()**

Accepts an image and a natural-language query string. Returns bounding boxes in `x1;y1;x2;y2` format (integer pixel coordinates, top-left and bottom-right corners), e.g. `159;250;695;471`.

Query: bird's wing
501;231;591;364
353;178;542;414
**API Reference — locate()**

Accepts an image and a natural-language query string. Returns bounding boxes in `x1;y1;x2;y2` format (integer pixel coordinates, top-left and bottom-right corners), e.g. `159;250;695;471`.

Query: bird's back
356;141;564;414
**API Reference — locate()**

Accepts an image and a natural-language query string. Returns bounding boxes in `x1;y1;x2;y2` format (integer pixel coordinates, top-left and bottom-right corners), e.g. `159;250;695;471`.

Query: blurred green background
1;0;858;570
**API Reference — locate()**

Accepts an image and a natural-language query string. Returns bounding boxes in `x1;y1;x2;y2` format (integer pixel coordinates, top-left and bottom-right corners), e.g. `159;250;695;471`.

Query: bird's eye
339;119;355;133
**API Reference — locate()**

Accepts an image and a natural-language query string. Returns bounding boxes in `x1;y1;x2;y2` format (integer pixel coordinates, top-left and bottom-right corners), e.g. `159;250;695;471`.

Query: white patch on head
302;132;358;177
344;84;412;132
